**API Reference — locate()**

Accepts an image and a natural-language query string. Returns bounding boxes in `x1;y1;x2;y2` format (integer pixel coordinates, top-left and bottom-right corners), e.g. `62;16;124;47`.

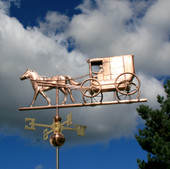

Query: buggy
80;55;140;103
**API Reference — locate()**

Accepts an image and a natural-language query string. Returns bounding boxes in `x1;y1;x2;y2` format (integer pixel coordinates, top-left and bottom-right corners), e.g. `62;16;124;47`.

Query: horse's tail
66;76;81;86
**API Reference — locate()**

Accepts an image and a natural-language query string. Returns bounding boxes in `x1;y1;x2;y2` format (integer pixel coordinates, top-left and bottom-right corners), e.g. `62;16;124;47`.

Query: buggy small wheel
83;90;103;103
80;78;101;98
115;72;140;100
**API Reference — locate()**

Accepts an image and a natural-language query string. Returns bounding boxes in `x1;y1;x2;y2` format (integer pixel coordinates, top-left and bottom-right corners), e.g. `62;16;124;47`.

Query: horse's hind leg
67;88;75;103
39;90;51;106
60;88;67;104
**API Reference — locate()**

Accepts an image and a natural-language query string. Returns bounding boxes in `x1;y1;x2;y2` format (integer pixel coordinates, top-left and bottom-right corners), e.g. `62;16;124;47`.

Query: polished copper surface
20;55;147;108
19;98;147;111
83;55;141;102
20;68;80;106
53;115;62;122
50;132;65;147
20;55;147;169
25;112;86;142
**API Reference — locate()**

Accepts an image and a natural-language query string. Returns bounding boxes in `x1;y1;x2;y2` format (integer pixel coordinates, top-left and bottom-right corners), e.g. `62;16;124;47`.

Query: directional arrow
25;113;86;141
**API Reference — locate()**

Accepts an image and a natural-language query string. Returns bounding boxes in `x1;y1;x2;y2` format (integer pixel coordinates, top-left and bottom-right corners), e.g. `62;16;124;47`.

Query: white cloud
69;0;170;76
143;0;170;36
0;0;169;146
0;0;10;14
35;164;43;169
38;11;70;37
70;0;132;57
0;0;20;14
138;73;165;108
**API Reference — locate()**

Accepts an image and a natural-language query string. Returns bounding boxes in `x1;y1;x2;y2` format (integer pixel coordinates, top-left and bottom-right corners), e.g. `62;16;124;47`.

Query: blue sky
0;0;170;169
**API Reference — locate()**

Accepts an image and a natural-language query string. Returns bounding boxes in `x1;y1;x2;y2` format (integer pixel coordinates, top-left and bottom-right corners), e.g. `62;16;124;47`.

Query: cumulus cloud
35;164;43;169
0;0;169;146
0;0;20;14
38;11;70;37
69;0;133;57
69;0;170;76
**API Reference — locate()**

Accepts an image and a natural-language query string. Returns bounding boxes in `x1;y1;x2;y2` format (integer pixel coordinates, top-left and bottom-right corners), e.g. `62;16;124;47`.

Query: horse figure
20;68;81;106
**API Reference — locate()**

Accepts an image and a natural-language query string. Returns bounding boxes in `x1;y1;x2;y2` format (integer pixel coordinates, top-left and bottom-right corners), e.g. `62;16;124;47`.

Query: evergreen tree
135;80;170;169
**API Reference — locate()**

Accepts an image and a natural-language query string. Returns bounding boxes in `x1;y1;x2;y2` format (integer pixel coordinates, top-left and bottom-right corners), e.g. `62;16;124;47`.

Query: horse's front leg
30;90;39;107
39;90;51;106
67;88;75;103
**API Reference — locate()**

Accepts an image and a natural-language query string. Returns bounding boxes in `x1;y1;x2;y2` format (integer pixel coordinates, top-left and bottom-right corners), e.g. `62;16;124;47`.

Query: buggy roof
87;55;134;66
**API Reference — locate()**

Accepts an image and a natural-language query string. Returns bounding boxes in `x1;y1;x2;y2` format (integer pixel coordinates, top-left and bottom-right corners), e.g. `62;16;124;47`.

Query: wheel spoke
83;91;103;103
81;78;101;98
129;95;132;100
94;97;98;102
115;72;140;100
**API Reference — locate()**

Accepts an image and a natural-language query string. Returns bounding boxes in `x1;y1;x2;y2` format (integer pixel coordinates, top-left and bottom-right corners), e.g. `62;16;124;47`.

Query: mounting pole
56;88;59;116
56;88;59;169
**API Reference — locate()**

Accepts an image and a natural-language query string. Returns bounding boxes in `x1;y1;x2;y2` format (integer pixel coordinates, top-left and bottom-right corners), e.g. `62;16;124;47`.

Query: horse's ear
27;68;31;71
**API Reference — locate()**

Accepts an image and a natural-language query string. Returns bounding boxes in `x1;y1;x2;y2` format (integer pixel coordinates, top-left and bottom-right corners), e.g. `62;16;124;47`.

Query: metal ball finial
53;115;62;122
50;132;65;147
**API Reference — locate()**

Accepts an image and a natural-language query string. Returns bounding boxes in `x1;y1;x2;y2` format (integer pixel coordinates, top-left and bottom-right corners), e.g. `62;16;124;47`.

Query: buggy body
80;55;140;102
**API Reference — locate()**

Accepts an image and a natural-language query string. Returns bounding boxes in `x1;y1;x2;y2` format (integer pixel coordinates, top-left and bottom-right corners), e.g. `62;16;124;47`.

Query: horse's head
20;68;32;80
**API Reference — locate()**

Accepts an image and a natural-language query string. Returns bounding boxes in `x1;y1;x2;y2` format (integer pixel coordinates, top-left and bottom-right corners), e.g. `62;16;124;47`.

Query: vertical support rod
56;88;59;116
56;88;59;169
56;146;59;169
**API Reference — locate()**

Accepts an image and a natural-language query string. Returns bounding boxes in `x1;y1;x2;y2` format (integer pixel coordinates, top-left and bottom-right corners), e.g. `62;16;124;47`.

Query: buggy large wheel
115;72;140;100
83;90;103;103
80;78;101;98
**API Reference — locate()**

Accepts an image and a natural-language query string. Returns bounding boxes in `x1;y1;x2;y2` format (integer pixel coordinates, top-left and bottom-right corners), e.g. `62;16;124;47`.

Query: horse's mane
30;69;47;78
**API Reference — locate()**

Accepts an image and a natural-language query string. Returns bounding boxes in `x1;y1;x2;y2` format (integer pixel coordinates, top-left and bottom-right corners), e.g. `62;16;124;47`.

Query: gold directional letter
67;112;72;126
75;125;86;136
25;118;36;130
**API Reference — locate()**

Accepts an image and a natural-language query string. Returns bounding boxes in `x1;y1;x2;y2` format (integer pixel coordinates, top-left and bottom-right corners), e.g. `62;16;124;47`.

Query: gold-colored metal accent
20;55;148;169
25;118;36;130
75;124;86;136
60;113;73;127
43;128;53;140
25;113;86;140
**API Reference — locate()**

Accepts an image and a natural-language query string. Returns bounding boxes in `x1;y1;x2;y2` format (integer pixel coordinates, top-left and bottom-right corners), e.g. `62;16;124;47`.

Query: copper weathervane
19;54;147;169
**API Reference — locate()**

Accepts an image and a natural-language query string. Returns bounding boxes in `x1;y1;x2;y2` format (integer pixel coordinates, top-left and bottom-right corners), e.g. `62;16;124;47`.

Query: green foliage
136;80;170;169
